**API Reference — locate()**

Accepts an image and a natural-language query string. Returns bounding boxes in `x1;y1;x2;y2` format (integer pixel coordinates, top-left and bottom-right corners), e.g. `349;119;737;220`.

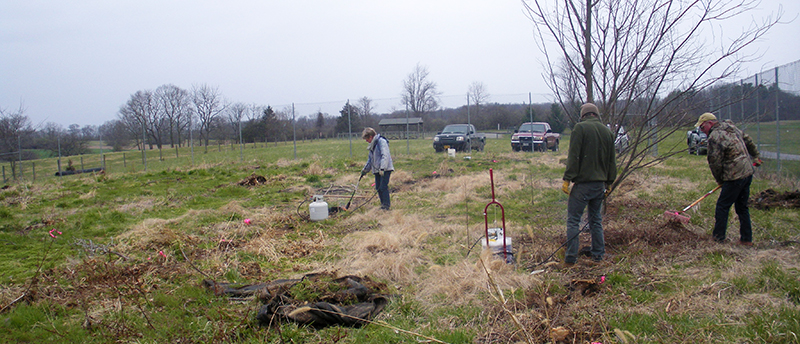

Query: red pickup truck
510;122;560;152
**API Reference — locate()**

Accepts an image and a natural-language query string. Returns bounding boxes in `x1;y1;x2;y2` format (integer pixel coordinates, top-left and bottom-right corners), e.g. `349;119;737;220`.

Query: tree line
2;62;573;163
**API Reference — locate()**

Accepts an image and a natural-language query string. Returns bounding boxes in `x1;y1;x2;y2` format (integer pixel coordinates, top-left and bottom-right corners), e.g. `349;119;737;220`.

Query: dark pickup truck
433;124;485;152
510;122;560;152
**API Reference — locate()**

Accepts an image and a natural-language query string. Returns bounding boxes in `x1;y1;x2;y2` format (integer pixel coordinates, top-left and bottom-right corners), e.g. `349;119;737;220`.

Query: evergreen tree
548;103;567;133
335;102;361;134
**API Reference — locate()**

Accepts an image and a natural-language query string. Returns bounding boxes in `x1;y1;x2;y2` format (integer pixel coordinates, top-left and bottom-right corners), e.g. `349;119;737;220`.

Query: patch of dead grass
116;197;164;215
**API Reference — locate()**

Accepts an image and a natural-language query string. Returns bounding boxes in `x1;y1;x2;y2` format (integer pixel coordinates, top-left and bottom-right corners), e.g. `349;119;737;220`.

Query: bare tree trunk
583;0;593;103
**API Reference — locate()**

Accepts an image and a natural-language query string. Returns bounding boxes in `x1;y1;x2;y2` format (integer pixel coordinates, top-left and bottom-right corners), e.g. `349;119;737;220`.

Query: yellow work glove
562;180;570;195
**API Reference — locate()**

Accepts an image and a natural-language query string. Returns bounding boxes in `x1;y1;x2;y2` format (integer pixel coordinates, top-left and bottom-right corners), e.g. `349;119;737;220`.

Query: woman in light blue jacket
360;127;394;210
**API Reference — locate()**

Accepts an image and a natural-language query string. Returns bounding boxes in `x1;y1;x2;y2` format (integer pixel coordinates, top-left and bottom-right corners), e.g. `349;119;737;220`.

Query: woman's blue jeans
374;171;391;210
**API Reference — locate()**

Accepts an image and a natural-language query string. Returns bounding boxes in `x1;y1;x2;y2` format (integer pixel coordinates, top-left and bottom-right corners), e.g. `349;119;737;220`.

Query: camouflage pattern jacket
707;120;760;184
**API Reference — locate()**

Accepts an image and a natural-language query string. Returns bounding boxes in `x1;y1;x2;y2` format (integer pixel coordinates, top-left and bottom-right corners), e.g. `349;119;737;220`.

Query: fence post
57;159;62;176
755;74;760;151
774;67;781;172
32;162;35;182
103;154;106;171
123;153;126;168
2;166;5;183
81;156;84;170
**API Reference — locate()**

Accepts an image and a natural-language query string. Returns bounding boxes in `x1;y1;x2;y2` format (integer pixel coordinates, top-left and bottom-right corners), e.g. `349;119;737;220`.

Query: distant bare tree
34;123;89;157
276;106;294;142
191;84;226;152
99;119;131;151
226;102;248;144
118;90;155;150
80;125;97;140
524;0;781;193
0;104;34;176
468;81;490;118
468;81;490;106
358;96;373;118
401;63;441;115
246;103;263;122
155;84;190;148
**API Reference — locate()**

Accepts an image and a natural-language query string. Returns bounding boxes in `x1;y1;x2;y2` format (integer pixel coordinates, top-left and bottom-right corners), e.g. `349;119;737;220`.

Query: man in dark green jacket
561;103;617;267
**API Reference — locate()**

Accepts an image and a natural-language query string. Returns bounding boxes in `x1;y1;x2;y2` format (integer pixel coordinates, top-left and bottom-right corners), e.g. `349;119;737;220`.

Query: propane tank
309;195;329;221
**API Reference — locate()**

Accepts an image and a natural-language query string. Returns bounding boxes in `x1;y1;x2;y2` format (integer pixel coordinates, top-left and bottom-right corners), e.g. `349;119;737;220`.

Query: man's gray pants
565;181;606;264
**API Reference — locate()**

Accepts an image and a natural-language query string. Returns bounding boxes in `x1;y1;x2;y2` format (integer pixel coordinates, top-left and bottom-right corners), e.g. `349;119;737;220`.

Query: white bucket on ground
447;148;456;158
309;195;328;221
482;227;513;263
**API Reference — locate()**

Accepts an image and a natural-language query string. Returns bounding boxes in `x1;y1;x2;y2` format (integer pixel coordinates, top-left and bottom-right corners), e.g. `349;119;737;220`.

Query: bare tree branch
523;0;781;194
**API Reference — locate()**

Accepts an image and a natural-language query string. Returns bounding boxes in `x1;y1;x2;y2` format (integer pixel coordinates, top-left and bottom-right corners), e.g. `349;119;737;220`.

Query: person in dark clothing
561;103;617;267
695;112;761;245
361;127;394;210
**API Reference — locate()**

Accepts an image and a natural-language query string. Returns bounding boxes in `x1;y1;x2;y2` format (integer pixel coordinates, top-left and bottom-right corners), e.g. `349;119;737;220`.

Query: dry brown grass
115;197;165;215
328;199;541;314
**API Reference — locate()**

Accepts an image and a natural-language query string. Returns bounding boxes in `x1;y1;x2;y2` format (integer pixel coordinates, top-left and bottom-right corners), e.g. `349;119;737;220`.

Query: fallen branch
73;238;129;260
180;245;213;280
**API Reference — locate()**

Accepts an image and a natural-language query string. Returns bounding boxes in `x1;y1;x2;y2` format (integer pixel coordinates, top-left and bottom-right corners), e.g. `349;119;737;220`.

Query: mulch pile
203;272;390;328
750;188;800;210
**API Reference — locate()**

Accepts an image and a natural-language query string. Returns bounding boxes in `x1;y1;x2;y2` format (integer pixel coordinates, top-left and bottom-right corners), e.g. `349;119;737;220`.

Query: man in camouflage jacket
695;112;761;245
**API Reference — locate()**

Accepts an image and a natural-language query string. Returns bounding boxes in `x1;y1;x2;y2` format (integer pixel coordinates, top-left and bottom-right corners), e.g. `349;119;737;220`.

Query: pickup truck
686;127;708;155
433;124;485;152
511;122;560;152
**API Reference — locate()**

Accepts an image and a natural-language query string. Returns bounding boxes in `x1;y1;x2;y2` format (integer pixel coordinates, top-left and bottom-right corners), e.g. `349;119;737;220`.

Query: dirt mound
605;219;704;247
238;174;267;186
750;188;800;210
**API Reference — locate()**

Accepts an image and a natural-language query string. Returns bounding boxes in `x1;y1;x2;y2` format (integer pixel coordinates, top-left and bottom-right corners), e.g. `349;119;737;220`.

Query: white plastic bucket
481;236;512;255
482;227;513;263
447;148;456;158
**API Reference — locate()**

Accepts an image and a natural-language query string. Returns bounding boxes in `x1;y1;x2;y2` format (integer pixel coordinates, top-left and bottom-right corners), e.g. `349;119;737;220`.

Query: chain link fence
0;139;298;184
710;59;800;178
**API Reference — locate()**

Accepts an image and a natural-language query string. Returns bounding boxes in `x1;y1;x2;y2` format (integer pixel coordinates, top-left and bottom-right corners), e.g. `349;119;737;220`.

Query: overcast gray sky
1;0;797;128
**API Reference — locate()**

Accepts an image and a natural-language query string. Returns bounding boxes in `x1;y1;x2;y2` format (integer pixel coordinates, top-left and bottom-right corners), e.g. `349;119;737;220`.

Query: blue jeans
713;175;752;242
565;182;606;263
374;171;392;210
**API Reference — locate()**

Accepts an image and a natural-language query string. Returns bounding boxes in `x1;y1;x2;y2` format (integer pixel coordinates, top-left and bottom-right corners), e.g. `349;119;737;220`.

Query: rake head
663;210;690;224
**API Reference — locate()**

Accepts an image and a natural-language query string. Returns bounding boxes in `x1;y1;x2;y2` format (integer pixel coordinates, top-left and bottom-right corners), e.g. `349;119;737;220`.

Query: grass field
1;132;799;343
